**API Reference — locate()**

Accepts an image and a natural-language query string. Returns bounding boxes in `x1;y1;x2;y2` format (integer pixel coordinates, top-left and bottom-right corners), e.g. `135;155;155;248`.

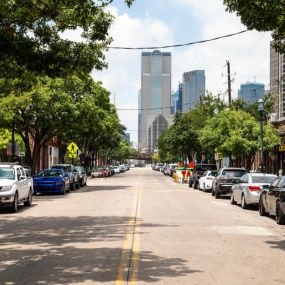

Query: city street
0;167;285;285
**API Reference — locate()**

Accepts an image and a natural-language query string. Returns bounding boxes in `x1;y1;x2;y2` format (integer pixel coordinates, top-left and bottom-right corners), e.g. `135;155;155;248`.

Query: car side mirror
19;175;26;181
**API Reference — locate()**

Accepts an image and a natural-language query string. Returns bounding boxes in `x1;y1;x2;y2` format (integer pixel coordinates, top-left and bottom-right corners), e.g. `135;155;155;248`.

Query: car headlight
1;186;12;191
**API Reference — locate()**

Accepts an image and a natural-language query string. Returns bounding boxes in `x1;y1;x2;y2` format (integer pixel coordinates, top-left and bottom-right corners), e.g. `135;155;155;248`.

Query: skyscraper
182;70;205;112
270;41;284;119
238;82;265;103
171;83;183;114
139;50;172;152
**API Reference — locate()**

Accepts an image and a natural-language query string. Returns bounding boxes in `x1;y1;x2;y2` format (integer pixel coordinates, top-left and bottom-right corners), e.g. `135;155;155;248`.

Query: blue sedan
33;169;71;195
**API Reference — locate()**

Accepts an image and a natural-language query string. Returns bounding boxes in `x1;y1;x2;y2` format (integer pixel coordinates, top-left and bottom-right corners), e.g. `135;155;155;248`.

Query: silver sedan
230;173;277;209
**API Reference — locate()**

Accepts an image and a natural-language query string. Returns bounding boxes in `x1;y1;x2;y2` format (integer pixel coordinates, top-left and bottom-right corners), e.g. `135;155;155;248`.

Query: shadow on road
0;216;198;284
265;239;285;251
74;185;131;193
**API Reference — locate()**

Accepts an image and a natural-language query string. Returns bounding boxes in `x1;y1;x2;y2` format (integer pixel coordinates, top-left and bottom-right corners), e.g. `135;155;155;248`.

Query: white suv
0;163;33;212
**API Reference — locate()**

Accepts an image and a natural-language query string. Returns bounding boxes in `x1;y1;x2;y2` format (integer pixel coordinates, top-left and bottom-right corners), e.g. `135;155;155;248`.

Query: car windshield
252;175;276;183
0;168;15;180
223;170;246;177
38;170;63;177
75;167;83;173
209;171;217;177
196;165;217;171
53;165;71;172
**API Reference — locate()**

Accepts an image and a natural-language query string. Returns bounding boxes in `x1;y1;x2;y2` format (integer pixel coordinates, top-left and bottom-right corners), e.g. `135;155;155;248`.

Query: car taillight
248;186;262;191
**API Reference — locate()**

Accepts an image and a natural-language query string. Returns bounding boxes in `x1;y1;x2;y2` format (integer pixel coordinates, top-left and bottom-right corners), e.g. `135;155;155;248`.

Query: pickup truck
0;163;33;212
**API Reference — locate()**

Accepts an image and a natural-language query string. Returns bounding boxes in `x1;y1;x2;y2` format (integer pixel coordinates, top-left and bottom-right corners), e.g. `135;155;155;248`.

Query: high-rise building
139;50;172;152
238;82;265;103
270;41;284;119
182;70;205;112
122;133;131;144
171;83;183;114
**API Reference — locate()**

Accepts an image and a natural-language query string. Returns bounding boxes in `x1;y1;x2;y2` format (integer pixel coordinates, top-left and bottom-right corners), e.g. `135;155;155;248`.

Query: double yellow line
116;185;141;285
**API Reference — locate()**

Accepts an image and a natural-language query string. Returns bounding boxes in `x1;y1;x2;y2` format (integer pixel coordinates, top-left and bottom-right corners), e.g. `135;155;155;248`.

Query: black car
75;166;87;187
212;167;247;199
51;164;80;190
259;176;285;224
189;164;217;189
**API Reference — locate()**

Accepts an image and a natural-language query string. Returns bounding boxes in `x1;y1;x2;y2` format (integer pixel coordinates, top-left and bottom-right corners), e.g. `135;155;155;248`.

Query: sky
91;0;272;146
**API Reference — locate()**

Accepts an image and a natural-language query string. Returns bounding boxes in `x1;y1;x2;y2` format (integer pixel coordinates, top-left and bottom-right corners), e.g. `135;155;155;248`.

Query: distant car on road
259;176;285;224
231;173;277;209
212;167;247;199
75;166;87;187
33;169;70;195
51;164;80;190
189;164;217;189
198;170;217;192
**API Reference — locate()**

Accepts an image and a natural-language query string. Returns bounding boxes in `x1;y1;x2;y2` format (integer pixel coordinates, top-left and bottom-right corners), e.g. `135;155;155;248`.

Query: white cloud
92;7;173;144
92;1;271;144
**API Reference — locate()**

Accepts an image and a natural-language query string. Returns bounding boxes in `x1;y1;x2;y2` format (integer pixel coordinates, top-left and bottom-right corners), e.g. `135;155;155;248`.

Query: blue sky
91;0;271;146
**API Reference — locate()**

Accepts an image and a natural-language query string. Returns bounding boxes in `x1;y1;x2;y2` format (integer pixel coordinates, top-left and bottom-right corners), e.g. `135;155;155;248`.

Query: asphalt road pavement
0;167;284;285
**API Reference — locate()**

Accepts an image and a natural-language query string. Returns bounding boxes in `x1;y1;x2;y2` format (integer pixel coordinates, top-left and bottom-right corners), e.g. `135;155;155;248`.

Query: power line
108;30;249;50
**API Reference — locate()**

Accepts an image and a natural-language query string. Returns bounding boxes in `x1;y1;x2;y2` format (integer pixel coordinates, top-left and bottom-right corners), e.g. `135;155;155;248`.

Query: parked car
75;166;87;187
212;167;247;199
91;167;103;178
33;168;70;195
166;164;178;177
113;166;121;174
51;164;80;190
103;168;109;177
119;165;126;172
259;176;285;224
189;164;217;189
231;173;277;209
198;170;217;192
0;162;33;212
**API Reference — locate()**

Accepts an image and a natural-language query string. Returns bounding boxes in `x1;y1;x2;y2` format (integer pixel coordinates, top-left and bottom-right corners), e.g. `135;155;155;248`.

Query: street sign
67;142;78;154
69;153;76;158
279;145;285;152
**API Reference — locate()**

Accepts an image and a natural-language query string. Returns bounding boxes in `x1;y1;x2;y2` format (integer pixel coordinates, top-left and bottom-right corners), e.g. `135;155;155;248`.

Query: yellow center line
116;184;142;285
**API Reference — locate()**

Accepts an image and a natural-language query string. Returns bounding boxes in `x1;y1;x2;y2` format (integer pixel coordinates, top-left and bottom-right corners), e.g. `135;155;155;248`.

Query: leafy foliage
223;0;285;52
0;0;134;81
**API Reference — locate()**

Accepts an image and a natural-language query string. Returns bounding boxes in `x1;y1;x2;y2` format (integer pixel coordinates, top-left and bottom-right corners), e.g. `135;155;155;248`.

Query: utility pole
226;60;232;105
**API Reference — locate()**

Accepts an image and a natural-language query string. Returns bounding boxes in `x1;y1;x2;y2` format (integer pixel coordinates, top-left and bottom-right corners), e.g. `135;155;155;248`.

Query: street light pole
258;99;264;173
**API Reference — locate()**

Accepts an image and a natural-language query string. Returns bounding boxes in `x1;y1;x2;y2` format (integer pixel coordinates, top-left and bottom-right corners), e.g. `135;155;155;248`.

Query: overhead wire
108;30;249;50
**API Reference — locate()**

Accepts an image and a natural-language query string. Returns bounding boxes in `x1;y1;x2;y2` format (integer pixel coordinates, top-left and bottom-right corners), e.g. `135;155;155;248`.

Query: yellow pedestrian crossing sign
69;153;76;159
67;142;78;154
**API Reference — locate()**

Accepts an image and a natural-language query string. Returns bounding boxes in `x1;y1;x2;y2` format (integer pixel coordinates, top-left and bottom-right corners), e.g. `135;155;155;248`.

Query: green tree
158;94;226;162
223;0;285;51
199;109;280;169
0;0;134;83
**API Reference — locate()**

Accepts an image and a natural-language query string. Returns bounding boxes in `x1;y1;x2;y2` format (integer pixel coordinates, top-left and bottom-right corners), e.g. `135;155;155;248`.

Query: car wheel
276;201;285;225
11;192;18;213
241;194;248;209
230;192;236;205
259;198;268;216
24;190;33;207
215;190;220;199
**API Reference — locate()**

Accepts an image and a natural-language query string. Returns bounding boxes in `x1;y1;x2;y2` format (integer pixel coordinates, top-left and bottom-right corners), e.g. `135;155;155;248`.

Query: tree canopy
0;0;134;82
223;0;285;52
